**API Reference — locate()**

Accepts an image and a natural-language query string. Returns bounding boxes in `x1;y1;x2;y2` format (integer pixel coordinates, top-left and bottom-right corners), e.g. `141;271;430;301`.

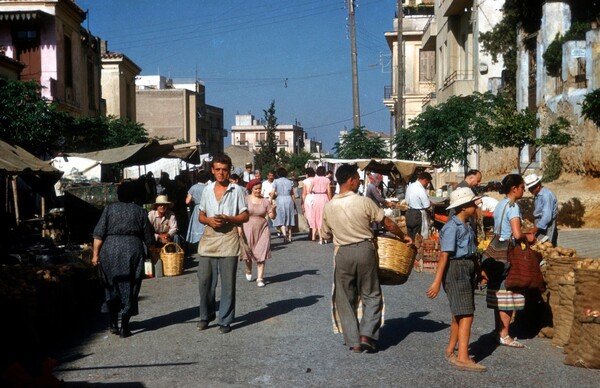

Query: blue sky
78;0;397;152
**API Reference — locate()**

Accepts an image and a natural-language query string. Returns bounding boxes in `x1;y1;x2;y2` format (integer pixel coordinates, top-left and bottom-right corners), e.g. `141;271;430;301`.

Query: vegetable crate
418;239;440;262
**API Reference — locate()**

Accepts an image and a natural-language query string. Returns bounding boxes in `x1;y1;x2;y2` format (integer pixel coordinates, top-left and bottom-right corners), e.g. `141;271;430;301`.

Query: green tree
285;150;313;177
333;126;388;159
0;77;72;157
582;88;600;128
394;93;495;174
63;115;148;152
489;93;572;174
254;100;279;171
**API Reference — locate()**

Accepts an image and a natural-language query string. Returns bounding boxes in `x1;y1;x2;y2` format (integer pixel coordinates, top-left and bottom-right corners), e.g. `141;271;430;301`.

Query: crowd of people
90;155;559;372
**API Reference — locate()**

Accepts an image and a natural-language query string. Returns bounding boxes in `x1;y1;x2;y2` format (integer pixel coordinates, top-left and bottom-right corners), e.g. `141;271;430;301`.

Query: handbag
505;240;545;291
481;202;511;277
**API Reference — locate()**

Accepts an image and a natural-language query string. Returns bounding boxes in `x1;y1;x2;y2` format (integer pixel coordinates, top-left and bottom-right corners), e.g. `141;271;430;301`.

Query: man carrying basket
321;164;412;353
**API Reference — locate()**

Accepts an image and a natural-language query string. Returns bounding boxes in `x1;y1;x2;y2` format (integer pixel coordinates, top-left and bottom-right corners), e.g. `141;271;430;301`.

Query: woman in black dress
92;182;154;338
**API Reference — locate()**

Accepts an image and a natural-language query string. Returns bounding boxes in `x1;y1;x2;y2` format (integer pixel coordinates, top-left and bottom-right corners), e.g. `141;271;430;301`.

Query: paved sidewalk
51;230;600;387
558;228;600;258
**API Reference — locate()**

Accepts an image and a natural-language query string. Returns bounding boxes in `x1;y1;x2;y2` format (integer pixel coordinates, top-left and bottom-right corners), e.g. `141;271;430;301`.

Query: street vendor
365;172;387;207
524;173;558;246
147;195;180;245
405;171;432;239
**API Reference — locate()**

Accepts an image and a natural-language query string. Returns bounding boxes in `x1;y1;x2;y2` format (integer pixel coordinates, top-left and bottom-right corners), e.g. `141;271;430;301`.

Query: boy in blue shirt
426;187;486;372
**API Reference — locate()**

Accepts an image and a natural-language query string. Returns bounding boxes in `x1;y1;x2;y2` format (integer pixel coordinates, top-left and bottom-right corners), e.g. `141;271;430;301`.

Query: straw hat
446;187;481;210
152;195;174;209
524;173;543;190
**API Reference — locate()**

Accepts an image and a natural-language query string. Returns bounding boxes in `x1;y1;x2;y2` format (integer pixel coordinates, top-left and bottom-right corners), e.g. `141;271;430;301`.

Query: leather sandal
499;335;525;348
454;360;487;372
444;352;457;364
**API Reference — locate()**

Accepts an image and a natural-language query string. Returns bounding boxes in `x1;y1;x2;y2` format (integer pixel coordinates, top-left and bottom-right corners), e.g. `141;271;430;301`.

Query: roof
0;140;63;185
71;140;174;167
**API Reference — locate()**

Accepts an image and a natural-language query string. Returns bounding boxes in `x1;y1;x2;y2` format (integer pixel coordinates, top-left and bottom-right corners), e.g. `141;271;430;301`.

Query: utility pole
395;0;404;138
348;0;361;129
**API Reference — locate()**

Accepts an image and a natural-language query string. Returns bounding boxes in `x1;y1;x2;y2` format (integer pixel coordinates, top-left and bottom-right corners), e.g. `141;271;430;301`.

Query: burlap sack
572;318;600;369
552;275;575;346
564;268;600;366
541;256;579;337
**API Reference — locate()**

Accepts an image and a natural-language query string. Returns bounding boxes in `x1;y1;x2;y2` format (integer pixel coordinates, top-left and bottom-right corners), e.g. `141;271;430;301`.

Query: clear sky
78;0;398;153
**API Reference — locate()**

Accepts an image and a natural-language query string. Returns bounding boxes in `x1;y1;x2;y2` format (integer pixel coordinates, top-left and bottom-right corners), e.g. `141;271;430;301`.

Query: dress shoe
359;336;377;353
218;325;232;334
197;320;209;331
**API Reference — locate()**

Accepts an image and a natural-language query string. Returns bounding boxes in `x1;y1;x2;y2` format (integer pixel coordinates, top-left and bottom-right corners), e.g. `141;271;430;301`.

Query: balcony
440;0;471;17
440;71;474;101
421;91;437;108
421;17;437;50
383;85;395;109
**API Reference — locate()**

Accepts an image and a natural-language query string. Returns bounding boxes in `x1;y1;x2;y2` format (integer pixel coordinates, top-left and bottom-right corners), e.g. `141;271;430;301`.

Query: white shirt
261;180;274;198
405;181;430;210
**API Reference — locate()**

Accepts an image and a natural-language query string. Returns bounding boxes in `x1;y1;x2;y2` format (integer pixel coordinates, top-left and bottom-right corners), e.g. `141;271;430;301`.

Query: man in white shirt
405;171;432;239
261;170;276;201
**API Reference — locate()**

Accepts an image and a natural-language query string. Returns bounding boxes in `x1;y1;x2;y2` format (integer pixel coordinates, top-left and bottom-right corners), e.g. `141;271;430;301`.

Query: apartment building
100;41;141;122
135;75;226;156
384;1;435;130
425;0;504;108
0;0;103;118
230;114;307;155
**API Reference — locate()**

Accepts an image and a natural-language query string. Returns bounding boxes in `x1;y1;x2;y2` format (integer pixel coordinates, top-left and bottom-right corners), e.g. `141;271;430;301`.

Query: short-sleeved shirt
493;198;521;241
321;191;384;246
405;181;430;210
198;181;248;257
261;180;274;198
440;215;476;259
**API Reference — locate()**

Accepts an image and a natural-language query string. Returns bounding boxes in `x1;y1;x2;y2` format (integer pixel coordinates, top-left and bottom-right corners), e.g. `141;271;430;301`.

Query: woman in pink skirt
310;166;333;244
242;179;276;287
302;167;316;240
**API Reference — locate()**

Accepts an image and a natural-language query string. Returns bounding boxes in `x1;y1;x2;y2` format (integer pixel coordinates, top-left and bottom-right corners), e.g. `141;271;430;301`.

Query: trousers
197;255;238;326
334;241;383;348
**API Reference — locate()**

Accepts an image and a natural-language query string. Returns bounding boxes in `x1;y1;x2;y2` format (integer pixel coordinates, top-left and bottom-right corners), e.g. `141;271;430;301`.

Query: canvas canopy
71;140;174;167
306;158;432;182
0;140;62;185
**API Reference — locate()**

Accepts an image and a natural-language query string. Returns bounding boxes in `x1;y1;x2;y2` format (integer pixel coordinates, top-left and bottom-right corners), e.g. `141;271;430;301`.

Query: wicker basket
161;242;184;276
377;235;417;285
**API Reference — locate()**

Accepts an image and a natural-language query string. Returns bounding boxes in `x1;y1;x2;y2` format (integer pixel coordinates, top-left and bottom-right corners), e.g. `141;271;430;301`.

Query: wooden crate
422;260;438;273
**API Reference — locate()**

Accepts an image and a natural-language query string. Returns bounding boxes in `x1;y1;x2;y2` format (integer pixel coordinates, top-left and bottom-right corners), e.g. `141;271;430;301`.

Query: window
419;50;435;82
64;35;73;88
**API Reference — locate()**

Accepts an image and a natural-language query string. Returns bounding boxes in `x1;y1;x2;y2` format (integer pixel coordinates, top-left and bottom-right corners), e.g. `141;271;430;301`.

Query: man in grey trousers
321;164;412;353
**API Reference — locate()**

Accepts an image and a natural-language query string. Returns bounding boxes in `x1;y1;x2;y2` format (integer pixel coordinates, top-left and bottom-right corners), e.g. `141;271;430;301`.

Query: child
426;187;486;372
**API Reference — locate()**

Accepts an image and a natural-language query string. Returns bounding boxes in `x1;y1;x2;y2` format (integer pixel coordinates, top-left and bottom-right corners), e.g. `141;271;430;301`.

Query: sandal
257;279;265;288
444;352;457;365
499;335;525;348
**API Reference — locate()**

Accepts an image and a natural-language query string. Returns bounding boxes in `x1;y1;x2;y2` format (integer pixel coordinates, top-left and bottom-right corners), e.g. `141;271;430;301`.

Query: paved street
52;231;600;387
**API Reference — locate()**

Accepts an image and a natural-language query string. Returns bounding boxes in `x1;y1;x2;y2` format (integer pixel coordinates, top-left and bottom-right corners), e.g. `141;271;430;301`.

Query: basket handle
161;242;183;253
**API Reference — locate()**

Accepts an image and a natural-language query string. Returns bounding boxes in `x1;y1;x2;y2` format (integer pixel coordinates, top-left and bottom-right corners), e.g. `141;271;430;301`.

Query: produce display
531;241;577;257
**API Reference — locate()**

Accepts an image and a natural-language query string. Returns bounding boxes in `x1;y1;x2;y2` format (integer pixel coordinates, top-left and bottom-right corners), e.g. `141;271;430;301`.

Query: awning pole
11;176;20;225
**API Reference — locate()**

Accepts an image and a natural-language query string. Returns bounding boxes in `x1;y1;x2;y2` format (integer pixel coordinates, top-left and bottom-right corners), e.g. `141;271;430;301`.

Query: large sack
552;273;575;346
564;267;600;366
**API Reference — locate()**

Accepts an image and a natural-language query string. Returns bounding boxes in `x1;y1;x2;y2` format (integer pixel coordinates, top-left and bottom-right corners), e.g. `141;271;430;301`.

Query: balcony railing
422;91;436;106
442;71;473;89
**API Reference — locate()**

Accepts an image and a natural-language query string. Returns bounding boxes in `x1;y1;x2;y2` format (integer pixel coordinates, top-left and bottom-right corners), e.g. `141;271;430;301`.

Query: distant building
100;40;141;122
135;75;226;155
230;114;307;155
0;49;25;79
0;0;103;118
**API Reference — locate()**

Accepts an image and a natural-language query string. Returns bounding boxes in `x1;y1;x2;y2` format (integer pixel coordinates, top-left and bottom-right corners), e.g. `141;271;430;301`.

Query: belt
451;255;476;261
340;239;373;247
313;192;327;194
408;208;425;211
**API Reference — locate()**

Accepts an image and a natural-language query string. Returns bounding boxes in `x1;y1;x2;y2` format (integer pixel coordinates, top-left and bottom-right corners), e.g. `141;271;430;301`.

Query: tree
394;93;495;173
254;100;279;171
285;150;313;177
0;77;71;157
582;88;600;128
65;115;148;152
333;126;388;159
489;93;572;174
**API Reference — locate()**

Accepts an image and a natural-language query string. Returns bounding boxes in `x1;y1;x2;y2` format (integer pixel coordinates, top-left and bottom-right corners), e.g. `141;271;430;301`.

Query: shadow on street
233;295;323;330
266;269;319;284
378;311;449;350
132;306;198;334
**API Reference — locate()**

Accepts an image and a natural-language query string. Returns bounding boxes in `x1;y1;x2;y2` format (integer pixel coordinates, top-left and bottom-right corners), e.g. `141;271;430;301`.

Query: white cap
446;187;481;210
524;173;542;190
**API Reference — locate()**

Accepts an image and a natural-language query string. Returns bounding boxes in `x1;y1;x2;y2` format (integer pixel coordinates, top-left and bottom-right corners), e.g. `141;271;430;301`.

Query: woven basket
160;242;184;276
377;235;417;286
